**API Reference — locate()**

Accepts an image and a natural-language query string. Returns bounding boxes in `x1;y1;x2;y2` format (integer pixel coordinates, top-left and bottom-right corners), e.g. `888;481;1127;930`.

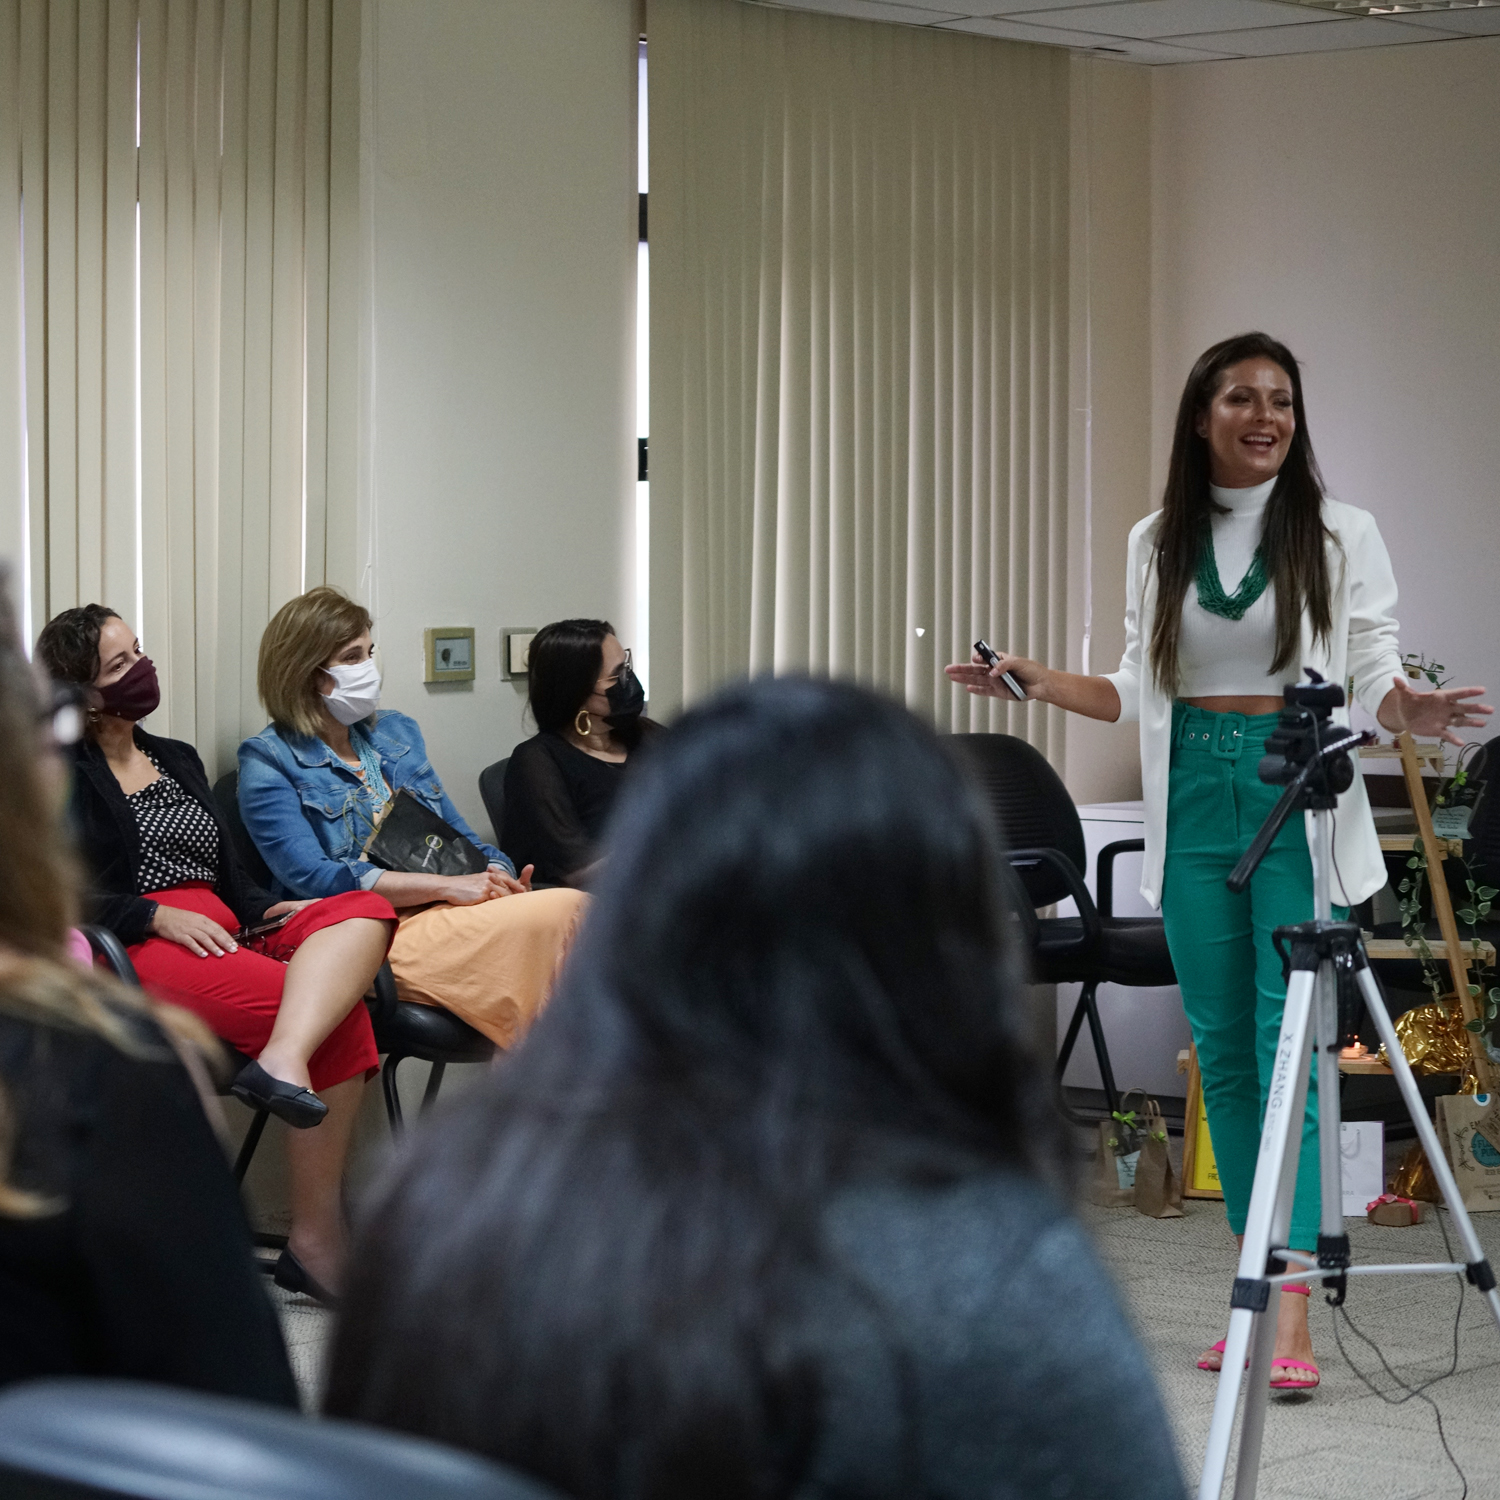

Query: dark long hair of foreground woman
326;677;1184;1500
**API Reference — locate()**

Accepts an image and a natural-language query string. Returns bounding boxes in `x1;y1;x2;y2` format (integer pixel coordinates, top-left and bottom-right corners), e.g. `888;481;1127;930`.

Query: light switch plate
501;627;537;680
424;626;476;683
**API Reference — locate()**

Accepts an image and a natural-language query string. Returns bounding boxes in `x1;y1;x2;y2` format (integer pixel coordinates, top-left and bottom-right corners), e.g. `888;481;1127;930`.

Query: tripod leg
1316;959;1346;1258
1357;966;1500;1333
1200;968;1317;1500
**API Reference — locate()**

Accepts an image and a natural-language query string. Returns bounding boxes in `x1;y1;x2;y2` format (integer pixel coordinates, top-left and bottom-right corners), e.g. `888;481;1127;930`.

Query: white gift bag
1340;1120;1386;1216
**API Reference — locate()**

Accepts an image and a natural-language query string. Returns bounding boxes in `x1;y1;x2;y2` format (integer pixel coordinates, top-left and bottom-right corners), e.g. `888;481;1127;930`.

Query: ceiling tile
764;0;967;20
938;12;1238;50
947;0;1149;12
1167;13;1455;50
1385;5;1500;33
1008;0;1337;37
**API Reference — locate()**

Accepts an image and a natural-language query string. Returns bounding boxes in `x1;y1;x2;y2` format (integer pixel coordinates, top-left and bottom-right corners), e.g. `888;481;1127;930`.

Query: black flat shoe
273;1248;339;1308
230;1060;328;1129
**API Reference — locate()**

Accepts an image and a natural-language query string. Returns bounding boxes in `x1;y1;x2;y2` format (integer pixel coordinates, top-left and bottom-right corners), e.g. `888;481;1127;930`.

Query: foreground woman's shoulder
814;1170;1186;1499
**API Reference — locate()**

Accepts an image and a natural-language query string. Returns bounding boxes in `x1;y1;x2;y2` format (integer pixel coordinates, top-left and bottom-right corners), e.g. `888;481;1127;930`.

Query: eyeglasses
601;648;633;687
39;681;89;747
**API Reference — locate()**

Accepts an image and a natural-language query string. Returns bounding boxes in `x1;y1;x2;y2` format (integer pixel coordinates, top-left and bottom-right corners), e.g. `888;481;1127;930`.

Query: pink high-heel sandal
1198;1283;1320;1390
1269;1282;1319;1391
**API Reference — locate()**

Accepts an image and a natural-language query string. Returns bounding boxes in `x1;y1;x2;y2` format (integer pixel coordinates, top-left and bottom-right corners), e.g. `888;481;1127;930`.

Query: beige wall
1151;38;1500;738
359;0;638;840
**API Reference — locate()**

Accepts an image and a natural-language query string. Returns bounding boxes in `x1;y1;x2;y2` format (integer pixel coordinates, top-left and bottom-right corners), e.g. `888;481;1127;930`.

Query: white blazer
1102;497;1404;910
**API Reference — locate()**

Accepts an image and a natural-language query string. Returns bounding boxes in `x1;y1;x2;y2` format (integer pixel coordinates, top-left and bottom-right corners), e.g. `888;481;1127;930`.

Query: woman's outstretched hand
1378;676;1493;748
943;647;1122;722
944;647;1043;701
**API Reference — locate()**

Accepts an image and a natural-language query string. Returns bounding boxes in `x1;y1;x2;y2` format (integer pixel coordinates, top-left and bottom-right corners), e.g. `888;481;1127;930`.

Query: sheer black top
501;729;655;887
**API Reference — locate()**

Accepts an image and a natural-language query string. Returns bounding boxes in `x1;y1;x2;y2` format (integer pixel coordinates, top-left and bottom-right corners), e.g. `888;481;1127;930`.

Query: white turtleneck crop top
1176;477;1285;699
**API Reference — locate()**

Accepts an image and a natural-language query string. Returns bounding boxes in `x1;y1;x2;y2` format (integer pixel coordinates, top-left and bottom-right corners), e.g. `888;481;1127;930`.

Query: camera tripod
1198;673;1500;1500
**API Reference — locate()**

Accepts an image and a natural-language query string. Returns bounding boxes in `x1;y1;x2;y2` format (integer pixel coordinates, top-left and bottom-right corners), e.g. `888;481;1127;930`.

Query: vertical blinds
0;0;358;772
649;0;1070;757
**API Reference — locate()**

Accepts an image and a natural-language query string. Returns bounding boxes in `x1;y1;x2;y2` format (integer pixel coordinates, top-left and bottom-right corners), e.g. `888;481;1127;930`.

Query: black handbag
361;788;488;876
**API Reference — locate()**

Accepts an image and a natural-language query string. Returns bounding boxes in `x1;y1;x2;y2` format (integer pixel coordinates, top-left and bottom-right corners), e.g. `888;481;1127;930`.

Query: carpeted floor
1082;1189;1500;1500
272;1178;1500;1497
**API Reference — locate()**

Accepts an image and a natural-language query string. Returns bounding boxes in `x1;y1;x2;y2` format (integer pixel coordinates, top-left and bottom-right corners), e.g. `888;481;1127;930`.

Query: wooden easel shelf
1180;1048;1401;1078
1378;833;1464;858
1362;740;1445;766
1364;937;1496;965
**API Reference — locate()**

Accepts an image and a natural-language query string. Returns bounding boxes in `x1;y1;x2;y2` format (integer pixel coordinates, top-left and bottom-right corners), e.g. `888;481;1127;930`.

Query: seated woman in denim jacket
238;588;587;1049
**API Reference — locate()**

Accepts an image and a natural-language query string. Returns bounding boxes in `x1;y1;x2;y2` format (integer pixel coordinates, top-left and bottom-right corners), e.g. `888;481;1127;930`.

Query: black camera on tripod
1257;669;1356;804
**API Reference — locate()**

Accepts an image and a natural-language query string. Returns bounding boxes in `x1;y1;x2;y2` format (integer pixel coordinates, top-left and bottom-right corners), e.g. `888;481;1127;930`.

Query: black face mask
605;665;645;725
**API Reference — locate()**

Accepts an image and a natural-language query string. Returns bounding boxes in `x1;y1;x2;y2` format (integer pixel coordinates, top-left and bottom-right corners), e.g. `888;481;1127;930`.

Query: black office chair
479;756;509;847
80;924;276;1184
948;733;1176;1124
79;923;281;1267
211;771;496;1132
0;1379;562;1500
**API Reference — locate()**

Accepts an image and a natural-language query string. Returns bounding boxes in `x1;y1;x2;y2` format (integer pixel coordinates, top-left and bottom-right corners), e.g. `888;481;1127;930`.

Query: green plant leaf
1468;1020;1486;1033
1479;887;1499;901
1459;909;1478;924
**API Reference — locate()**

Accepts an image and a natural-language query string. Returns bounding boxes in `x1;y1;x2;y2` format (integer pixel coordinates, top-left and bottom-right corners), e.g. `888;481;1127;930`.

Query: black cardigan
66;731;275;945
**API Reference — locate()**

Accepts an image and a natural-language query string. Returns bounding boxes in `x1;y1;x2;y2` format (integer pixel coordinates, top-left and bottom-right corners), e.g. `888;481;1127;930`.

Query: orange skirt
385;887;588;1047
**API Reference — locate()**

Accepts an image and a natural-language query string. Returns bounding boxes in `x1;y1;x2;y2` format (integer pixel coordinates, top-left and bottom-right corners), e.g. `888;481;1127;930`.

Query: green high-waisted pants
1162;702;1347;1252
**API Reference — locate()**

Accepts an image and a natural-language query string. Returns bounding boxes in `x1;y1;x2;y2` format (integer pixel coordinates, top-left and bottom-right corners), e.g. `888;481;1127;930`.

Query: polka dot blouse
129;754;221;893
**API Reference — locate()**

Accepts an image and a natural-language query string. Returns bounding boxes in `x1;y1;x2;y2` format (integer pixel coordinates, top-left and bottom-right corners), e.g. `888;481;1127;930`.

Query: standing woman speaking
948;332;1491;1390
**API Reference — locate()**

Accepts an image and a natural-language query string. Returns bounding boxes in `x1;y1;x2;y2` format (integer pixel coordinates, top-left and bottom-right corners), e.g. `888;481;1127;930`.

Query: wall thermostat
424;627;476;683
501;628;537;680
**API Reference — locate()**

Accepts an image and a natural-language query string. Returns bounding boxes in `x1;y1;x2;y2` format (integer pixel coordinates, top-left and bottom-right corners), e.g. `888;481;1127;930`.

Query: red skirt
127;883;394;1092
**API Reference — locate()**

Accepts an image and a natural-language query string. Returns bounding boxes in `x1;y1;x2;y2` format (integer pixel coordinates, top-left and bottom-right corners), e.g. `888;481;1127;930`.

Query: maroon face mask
96;655;161;722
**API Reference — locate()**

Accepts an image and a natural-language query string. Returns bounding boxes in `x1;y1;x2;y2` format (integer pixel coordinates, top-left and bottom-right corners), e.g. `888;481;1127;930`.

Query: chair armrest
79;925;141;987
1006;847;1101;947
1096;838;1145;920
365;962;400;1027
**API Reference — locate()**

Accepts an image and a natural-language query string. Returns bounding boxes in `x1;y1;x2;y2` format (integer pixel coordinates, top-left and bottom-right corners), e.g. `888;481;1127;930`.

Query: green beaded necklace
1196;526;1270;621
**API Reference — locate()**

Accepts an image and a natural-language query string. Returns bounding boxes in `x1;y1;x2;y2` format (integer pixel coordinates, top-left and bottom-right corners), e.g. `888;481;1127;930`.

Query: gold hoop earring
574;710;593;737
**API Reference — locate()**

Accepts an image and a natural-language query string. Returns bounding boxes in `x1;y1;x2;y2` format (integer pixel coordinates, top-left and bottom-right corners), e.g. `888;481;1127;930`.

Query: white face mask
322;658;382;726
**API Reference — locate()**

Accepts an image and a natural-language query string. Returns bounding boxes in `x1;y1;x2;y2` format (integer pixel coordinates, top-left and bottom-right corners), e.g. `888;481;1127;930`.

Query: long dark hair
1149;332;1335;694
326;676;1061;1497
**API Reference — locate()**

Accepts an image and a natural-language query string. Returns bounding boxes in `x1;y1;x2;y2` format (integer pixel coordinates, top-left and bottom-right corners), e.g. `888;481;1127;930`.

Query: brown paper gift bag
1132;1097;1185;1218
1435;1092;1500;1211
1087;1120;1138;1207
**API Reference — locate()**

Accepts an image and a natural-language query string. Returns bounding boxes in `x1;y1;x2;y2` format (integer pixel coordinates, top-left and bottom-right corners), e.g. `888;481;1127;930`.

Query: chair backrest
1470;734;1500;887
478;757;509;845
0;1379;563;1500
212;768;275;890
946;733;1087;908
79;926;140;986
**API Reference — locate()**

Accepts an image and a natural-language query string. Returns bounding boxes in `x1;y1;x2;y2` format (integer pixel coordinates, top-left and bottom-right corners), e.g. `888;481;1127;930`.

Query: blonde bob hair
259;586;373;738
